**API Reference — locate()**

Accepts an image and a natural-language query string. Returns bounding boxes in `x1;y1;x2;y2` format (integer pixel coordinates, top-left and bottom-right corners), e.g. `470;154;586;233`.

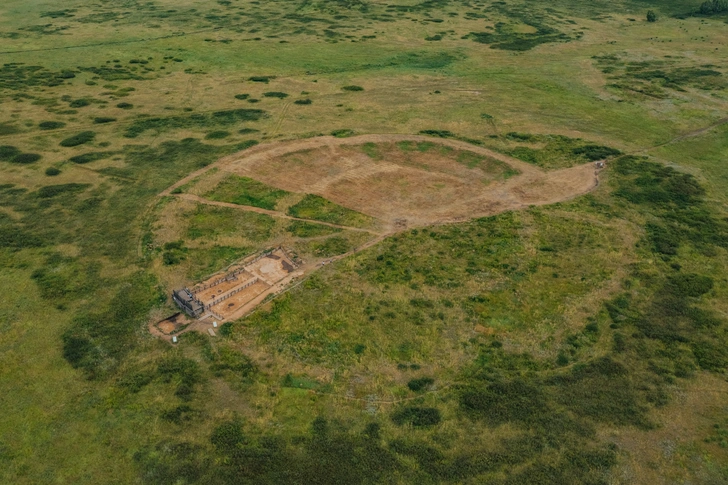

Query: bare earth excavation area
158;134;602;336
221;134;599;228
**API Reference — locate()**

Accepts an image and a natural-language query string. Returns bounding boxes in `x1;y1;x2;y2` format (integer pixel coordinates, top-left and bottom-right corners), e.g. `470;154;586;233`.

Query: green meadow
1;0;727;483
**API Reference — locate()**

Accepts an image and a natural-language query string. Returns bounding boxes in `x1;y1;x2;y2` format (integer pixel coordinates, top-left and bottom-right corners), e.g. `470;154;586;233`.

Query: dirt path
158;133;544;197
174;193;382;234
640;116;728;153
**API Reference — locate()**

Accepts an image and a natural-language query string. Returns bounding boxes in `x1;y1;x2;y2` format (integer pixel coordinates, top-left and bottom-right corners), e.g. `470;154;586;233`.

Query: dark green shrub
205;131;230;140
234;93;249;100
419;129;454;138
263;91;288;98
506;132;537;142
117;102;134;109
665;273;713;297
407;377;434;392
294;98;312;105
93;117;116;124
158;356;202;400
460;379;548;426
11;153;41;164
62;334;96;370
331;129;355;137
249;76;274;83
0;145;20;160
698;0;728;14
646;10;657;22
60;131;95;147
572;145;621;160
209;347;257;378
69;152;113;164
119;370;155;393
38;121;66;130
210;420;245;451
0;226;44;249
45;167;61;176
123;109;266;138
69;98;91;108
391;406;441;427
37;183;90;198
161;405;197;424
342;85;364;91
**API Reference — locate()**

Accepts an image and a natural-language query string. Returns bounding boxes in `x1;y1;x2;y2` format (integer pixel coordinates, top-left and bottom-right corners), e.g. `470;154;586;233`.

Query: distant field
1;0;728;483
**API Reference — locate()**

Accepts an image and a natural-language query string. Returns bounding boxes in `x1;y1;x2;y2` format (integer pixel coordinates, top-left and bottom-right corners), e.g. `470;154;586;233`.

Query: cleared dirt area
195;270;255;303
209;134;599;228
177;248;300;326
211;280;270;319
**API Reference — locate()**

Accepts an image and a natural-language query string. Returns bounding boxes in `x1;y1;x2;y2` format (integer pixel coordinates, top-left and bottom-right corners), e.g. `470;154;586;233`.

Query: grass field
1;0;728;483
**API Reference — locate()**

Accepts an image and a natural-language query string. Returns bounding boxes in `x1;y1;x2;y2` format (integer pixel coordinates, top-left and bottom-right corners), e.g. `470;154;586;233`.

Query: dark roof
173;289;203;314
173;288;194;303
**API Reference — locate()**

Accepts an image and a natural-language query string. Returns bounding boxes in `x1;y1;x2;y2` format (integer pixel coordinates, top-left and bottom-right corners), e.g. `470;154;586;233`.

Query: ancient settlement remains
172;247;300;323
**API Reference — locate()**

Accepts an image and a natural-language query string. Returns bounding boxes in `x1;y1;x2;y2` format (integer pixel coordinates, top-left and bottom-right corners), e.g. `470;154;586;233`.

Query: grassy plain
1;0;728;483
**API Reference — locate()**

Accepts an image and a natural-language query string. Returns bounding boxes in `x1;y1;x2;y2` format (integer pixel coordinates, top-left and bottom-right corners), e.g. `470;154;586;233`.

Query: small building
172;288;204;317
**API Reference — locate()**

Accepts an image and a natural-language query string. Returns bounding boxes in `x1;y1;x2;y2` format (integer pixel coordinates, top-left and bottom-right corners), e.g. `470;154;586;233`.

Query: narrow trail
173;193;382;234
639;116;728;153
0;27;221;55
271;101;291;136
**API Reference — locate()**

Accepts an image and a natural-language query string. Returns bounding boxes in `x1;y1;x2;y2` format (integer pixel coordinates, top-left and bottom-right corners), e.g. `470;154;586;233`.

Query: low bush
36;183;90;198
0;145;20;160
249;76;274;83
342;85;364;91
205;130;230;140
419;129;454;138
263;91;288;98
391;406;442;427
38;121;66;130
60;131;96;147
407;377;434;391
11;153;41;164
124;109;266;138
572;145;621;160
69;152;114;164
69;98;91;108
331;129;355;137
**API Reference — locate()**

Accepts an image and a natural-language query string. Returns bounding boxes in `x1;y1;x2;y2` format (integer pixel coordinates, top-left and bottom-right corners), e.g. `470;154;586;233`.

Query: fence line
191;248;277;294
205;277;260;309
